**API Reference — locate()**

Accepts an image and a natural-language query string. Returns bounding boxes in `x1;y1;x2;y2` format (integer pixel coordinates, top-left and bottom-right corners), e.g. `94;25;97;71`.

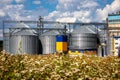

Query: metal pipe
3;20;107;25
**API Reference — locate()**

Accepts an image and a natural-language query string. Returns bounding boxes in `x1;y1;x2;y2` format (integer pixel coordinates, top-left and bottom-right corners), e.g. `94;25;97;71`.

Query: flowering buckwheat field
0;51;120;80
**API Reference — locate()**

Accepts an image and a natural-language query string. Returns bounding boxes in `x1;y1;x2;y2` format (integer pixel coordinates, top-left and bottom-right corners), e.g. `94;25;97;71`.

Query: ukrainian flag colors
56;35;67;42
56;42;67;51
56;35;68;52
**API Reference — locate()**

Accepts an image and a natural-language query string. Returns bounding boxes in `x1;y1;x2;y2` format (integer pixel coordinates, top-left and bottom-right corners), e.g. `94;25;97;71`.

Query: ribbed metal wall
69;33;97;50
39;30;59;54
107;37;113;55
9;35;39;54
3;33;9;52
9;23;40;54
40;35;56;54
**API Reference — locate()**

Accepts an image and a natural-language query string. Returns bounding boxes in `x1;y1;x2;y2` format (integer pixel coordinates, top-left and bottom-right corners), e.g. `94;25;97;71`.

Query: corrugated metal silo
69;25;98;55
69;33;97;49
9;23;39;54
3;33;9;52
40;30;59;54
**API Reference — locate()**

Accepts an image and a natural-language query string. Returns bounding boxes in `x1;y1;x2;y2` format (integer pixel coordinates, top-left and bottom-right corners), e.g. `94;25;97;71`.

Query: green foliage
0;51;120;80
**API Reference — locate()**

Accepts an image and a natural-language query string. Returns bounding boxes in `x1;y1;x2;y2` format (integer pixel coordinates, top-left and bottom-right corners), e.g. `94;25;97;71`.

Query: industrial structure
3;12;120;57
9;23;40;54
107;11;120;56
69;25;98;55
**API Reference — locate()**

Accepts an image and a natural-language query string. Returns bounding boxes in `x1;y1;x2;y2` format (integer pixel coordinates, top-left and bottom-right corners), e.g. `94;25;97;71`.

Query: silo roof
72;25;97;34
13;30;37;35
12;23;37;36
13;23;30;28
41;30;60;36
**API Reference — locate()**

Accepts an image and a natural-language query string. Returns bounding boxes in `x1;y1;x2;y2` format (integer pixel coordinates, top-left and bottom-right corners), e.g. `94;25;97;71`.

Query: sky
0;0;120;40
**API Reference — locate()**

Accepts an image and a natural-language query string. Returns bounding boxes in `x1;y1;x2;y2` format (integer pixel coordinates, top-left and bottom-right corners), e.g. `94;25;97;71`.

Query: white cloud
73;11;90;18
4;4;24;10
81;1;98;8
0;0;13;4
96;0;120;21
46;0;98;22
46;0;120;22
0;10;5;17
56;17;77;23
46;10;92;22
15;0;25;3
56;0;99;11
33;0;41;4
0;3;48;21
2;4;25;20
46;11;61;20
46;0;99;22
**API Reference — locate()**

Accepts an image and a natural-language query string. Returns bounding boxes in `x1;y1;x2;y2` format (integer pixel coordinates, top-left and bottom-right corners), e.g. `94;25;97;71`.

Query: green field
0;51;120;80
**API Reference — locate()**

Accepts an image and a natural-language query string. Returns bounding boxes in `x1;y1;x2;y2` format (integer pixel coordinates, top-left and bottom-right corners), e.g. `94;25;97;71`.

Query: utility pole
38;16;44;35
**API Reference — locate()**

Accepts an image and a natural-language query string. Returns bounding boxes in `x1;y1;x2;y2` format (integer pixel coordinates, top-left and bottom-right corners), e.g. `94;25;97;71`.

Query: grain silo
69;25;98;55
39;30;60;54
9;23;40;54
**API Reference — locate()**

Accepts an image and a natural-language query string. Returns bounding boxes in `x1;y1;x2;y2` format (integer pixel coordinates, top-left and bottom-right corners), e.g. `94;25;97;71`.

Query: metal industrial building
107;11;120;56
4;14;120;56
9;23;40;54
69;25;98;54
3;19;107;56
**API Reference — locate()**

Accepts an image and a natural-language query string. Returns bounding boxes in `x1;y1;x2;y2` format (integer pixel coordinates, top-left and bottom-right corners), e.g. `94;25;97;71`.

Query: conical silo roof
12;23;37;36
40;30;60;36
72;25;97;34
13;23;30;28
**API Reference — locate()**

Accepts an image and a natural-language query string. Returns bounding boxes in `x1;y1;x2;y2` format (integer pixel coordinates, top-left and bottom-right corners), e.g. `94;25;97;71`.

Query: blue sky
0;0;119;21
0;0;120;39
